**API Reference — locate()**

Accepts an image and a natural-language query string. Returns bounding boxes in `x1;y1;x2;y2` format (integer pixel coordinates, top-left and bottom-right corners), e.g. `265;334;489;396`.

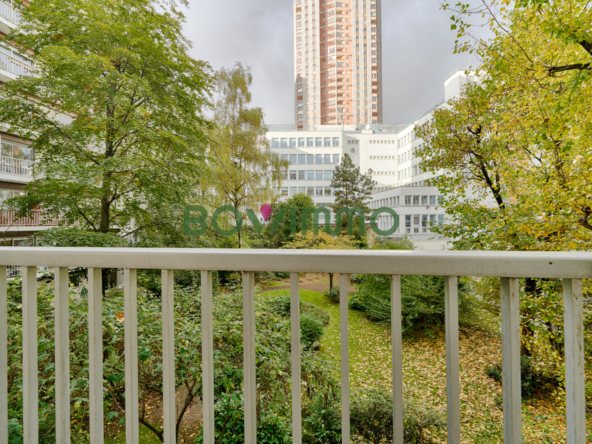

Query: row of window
370;155;394;160
285;170;334;181
371;195;442;208
281;186;334;197
404;214;444;234
272;137;340;148
280;153;340;165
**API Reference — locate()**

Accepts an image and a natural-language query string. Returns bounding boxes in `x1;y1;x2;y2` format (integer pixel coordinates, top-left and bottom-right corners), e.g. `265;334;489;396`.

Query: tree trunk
99;183;110;233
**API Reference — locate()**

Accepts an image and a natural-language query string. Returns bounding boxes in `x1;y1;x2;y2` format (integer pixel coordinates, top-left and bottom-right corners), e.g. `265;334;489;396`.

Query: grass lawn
105;424;162;443
260;288;586;443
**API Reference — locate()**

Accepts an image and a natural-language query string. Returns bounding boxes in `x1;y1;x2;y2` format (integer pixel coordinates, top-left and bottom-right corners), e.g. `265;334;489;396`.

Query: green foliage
330;154;373;214
270;295;330;327
302;389;342;444
1;0;211;235
351;388;446;444
299;315;324;350
32;228;129;248
271;193;315;246
354;275;474;332
324;285;340;304
485;356;560;401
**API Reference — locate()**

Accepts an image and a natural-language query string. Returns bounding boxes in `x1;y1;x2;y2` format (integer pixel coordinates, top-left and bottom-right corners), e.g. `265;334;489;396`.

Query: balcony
0;50;34;82
0;210;59;228
0;156;33;177
0;0;20;30
0;247;588;443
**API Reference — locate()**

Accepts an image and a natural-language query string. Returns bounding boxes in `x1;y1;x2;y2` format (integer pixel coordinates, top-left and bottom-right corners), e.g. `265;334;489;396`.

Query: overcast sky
182;0;471;125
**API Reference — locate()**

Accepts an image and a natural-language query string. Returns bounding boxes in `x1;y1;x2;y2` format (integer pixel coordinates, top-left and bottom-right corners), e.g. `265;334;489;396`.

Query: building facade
294;0;383;130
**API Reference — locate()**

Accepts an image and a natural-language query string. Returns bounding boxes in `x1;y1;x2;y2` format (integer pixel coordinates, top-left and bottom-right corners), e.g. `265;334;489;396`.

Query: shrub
325;285;340;303
271;296;330;326
303;389;342;444
300;315;324;349
351;388;445;444
485;356;559;400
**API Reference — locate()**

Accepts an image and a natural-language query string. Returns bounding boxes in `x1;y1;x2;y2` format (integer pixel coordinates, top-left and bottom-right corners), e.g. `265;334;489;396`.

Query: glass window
438;196;443;204
316;187;323;196
315;137;322;147
405;196;411;205
324;170;331;180
307;186;314;196
324;187;332;196
290;187;297;196
405;215;411;233
272;138;280;148
429;196;436;205
421;196;428;205
298;138;305;147
307;154;314;164
422;215;428;232
289;154;297;164
298;170;305;180
307;137;314;147
324;137;331;147
413;196;420;205
430;215;437;228
438;214;444;225
281;187;288;196
315;170;323;180
290;170;297;180
281;170;287;180
307;170;314;180
290;138;297;147
333;154;340;164
324;154;331;164
1;143;12;157
280;154;288;161
299;187;306;194
315;154;323;164
413;215;420;233
281;138;289;148
298;154;305;164
333;137;340;147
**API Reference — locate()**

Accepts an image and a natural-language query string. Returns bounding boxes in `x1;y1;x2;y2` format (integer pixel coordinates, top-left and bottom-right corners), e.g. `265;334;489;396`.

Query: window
422;215;428;233
290;187;297;196
413;196;419;205
316;187;323;196
315;154;323;164
272;138;280;148
332;137;340;147
281;170;287;180
299;187;306;194
1;142;34;162
307;154;314;164
307;137;314;147
307;186;314;196
405;196;411;205
405;215;411;234
281;138;289;148
438;214;444;225
290;170;297;180
430;215;437;228
281;187;288;196
324;170;331;180
315;170;323;180
324;137;331;147
421;196;428;205
298;154;305;164
315;137;323;147
289;154;297;164
333;154;340;164
324;187;332;196
290;138;297;147
429;196;436;205
413;215;420;233
324;154;331;164
307;170;314;180
438;196;443;205
298;138;305;147
280;154;288;161
298;170;305;180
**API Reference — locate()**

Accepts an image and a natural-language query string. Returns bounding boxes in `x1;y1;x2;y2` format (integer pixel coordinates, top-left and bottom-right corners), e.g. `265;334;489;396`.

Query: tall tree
330;154;374;214
204;63;287;248
0;0;212;236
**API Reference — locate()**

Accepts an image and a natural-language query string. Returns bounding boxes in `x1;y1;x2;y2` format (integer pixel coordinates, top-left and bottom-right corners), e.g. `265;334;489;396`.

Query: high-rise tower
294;0;383;130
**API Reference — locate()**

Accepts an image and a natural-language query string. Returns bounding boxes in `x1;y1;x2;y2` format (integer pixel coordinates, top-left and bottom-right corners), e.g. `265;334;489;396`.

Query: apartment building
294;0;383;130
0;1;54;245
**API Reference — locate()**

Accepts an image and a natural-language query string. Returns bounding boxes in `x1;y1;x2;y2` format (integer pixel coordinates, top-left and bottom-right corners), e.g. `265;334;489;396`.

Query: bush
271;296;330;326
485;356;559;400
351;388;445;444
325;285;340;303
300;315;324;349
303;389;342;444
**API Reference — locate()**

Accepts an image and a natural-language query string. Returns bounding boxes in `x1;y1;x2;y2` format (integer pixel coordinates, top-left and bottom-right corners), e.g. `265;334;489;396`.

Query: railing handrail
0;247;591;278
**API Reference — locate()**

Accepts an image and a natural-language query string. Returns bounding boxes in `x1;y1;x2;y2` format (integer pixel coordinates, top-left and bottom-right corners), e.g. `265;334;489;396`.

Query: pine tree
330;154;374;214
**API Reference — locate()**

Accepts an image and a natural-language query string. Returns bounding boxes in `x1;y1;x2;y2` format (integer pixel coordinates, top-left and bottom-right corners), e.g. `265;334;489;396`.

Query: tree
270;193;315;246
203;63;288;248
0;0;212;236
330;154;374;214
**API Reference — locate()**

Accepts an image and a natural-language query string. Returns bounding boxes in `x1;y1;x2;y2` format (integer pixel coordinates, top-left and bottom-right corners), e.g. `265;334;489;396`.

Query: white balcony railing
0;52;33;77
0;156;33;176
0;248;588;444
0;210;59;227
0;0;20;25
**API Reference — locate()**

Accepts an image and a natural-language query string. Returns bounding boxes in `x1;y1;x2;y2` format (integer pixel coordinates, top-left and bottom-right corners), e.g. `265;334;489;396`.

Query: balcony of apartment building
0;140;34;183
0;247;588;443
0;0;20;35
0;43;34;83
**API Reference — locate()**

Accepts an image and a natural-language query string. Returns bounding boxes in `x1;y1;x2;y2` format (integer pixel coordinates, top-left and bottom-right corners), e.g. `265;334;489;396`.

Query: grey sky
183;0;470;125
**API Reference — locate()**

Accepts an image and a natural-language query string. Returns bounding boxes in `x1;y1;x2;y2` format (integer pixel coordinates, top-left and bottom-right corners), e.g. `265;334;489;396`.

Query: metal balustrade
0;210;59;227
0;0;20;24
0;247;589;444
0;156;33;176
0;53;33;78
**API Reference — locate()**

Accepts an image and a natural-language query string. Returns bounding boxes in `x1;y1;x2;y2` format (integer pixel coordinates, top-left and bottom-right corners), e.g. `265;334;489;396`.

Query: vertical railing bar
124;269;139;443
445;276;460;444
339;273;350;444
88;268;104;444
0;266;6;444
243;272;257;444
391;275;403;444
162;270;176;444
23;266;38;444
55;267;70;443
290;273;302;444
201;271;215;444
500;277;521;444
563;279;585;444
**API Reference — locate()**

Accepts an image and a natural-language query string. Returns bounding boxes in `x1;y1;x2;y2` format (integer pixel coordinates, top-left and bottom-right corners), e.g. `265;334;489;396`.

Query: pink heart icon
260;204;273;221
